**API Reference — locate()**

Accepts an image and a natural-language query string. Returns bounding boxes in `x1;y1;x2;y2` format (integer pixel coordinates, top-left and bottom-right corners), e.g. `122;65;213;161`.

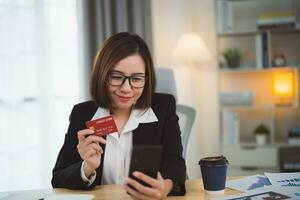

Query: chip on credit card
85;115;118;137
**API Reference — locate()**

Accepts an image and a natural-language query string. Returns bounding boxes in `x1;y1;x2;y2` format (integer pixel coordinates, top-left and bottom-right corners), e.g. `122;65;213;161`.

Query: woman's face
107;54;146;111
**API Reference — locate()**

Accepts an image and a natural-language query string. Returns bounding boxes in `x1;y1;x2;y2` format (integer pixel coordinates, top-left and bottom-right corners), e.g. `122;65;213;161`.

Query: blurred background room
0;0;299;192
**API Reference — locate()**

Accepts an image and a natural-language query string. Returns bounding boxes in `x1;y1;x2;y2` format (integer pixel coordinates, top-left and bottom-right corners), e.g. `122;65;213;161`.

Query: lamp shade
173;32;211;64
272;69;297;106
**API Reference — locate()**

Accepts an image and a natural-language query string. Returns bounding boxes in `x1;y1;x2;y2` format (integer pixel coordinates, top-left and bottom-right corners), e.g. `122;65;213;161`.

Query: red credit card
85;115;118;137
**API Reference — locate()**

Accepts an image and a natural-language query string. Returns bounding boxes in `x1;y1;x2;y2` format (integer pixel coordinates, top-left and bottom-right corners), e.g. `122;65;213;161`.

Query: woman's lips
117;95;132;103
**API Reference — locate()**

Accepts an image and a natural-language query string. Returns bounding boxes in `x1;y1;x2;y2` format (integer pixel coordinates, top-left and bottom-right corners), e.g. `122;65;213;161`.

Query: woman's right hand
77;129;107;177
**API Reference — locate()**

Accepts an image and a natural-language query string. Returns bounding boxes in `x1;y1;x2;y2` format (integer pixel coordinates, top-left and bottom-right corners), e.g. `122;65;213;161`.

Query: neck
111;107;131;118
111;107;131;134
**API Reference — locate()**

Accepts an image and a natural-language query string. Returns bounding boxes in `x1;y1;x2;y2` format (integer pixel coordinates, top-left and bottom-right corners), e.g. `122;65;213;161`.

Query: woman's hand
77;129;106;177
123;172;173;200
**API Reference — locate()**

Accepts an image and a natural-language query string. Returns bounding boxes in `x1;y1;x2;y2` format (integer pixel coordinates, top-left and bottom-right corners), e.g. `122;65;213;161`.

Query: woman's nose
119;78;132;92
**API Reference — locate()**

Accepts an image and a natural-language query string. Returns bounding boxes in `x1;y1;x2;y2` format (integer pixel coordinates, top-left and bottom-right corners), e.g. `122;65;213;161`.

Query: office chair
176;104;196;160
155;67;178;101
155;67;196;160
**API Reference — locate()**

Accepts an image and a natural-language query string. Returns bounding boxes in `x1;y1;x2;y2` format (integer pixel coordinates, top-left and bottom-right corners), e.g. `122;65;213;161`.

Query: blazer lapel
133;123;157;145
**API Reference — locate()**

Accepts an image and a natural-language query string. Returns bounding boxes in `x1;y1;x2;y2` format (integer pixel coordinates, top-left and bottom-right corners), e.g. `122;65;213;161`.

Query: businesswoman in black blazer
52;32;186;199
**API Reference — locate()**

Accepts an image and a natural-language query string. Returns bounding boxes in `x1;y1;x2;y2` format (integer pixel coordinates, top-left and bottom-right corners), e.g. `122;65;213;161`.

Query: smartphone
128;145;162;187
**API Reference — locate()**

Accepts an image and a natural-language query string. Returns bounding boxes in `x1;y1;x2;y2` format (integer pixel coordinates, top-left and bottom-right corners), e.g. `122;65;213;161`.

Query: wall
151;0;220;178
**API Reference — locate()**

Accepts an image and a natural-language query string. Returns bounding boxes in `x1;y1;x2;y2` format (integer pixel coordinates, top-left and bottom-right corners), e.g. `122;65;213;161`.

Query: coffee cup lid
198;155;228;166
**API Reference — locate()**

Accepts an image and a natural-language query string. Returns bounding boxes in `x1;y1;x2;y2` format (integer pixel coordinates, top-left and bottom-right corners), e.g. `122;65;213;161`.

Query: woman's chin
115;102;134;110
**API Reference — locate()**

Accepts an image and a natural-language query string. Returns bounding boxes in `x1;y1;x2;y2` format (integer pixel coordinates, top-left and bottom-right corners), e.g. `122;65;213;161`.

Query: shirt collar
92;107;158;133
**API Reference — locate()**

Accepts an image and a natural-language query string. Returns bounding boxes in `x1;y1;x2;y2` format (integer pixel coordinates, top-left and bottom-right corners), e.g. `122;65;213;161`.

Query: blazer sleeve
51;105;98;190
160;95;186;196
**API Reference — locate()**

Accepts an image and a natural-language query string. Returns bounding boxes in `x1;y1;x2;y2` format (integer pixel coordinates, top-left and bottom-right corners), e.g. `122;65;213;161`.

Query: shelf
217;0;300;175
221;105;299;111
220;66;299;74
217;4;300;124
215;0;300;71
223;142;300;148
218;31;262;37
221;105;274;110
216;0;300;33
218;28;300;36
224;0;273;2
222;145;278;168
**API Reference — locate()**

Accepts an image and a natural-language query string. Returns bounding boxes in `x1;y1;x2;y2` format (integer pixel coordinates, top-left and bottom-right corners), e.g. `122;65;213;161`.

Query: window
0;0;83;191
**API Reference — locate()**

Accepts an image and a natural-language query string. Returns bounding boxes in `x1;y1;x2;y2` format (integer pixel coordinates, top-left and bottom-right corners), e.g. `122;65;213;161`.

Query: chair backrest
176;104;196;159
155;67;177;101
155;67;196;159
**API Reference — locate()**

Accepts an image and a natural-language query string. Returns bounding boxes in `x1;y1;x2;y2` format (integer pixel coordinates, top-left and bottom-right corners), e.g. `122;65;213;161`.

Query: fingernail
133;171;139;177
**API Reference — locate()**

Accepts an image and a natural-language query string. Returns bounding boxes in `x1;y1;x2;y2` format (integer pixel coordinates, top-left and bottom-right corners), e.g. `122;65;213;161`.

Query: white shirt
81;107;158;185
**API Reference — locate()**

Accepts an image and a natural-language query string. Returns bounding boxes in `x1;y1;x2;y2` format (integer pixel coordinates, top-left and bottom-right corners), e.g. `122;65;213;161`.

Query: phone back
129;145;162;182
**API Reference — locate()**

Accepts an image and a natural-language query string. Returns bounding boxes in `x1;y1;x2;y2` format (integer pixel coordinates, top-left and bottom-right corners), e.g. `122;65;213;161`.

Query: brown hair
90;32;156;109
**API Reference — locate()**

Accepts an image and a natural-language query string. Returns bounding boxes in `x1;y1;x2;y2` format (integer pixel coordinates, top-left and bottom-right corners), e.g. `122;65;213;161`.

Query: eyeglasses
108;72;146;88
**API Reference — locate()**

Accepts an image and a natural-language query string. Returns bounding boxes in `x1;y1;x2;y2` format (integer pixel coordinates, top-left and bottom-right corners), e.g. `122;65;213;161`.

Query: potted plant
222;48;242;68
253;123;270;146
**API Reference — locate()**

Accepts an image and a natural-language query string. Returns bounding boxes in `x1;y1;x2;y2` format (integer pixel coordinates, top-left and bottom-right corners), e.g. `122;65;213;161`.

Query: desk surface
0;179;241;200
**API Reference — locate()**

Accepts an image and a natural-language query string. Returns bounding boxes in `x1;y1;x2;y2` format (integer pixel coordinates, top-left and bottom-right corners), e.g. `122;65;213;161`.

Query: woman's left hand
123;171;173;200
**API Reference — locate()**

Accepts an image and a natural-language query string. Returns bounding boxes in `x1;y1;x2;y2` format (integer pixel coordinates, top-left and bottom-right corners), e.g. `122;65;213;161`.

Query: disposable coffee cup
199;155;228;195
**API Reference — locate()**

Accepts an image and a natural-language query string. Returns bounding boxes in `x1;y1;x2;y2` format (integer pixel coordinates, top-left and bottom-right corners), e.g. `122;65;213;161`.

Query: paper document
213;186;300;200
0;193;51;200
226;175;271;192
265;172;300;187
45;194;95;200
0;193;94;200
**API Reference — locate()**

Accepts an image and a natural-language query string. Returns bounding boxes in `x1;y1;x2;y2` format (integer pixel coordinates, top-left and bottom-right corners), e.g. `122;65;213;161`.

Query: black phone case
128;145;162;187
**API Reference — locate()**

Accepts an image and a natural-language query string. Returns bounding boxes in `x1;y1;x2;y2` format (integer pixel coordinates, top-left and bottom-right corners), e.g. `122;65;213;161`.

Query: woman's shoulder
72;100;98;117
152;93;176;110
152;93;176;103
74;100;97;109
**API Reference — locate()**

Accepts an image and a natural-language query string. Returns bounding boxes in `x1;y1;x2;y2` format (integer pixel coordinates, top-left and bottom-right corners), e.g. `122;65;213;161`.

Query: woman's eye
131;77;144;82
111;75;124;80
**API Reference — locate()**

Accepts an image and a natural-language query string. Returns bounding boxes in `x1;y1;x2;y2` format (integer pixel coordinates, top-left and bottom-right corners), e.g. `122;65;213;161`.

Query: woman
51;32;186;198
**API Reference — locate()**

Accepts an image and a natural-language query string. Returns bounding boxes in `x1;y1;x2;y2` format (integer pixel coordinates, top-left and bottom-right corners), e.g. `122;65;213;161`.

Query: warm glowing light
273;73;293;95
173;32;211;65
272;71;294;106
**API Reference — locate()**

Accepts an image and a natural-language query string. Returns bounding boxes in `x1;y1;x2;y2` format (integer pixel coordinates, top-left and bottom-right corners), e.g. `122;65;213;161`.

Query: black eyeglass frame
107;73;147;88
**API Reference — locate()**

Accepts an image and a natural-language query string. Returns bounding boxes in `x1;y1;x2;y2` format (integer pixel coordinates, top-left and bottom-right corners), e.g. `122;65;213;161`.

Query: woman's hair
90;32;156;109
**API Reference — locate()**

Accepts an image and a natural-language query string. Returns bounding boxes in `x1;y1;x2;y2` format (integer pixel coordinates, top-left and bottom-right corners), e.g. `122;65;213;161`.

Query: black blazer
51;93;186;195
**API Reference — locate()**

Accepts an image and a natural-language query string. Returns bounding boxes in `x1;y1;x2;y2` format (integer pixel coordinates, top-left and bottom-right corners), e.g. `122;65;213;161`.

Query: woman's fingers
132;171;163;190
84;149;97;160
77;129;94;141
77;129;106;153
124;172;173;199
88;143;103;154
82;135;107;146
77;129;105;161
123;184;153;200
77;129;107;145
127;177;157;195
78;142;103;156
123;171;170;200
157;172;163;181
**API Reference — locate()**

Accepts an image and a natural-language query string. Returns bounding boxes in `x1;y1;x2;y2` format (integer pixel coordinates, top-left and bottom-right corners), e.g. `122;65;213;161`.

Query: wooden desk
0;179;241;200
